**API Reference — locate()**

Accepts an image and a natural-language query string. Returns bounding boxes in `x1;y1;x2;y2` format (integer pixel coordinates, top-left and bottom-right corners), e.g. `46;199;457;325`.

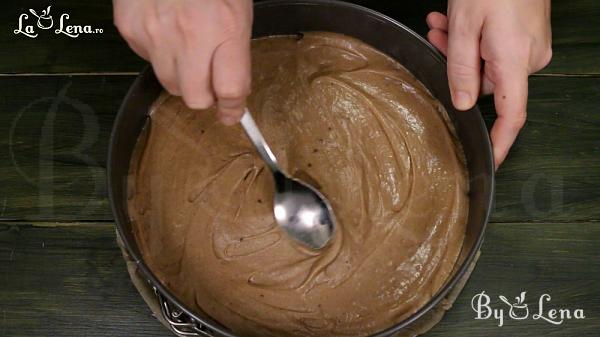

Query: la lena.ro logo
472;291;585;327
14;5;103;38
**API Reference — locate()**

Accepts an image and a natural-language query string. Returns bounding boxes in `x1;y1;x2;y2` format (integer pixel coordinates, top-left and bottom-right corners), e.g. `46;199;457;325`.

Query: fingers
426;12;449;56
114;0;254;126
447;15;483;111
127;40;150;61
115;0;180;95
480;71;494;96
113;0;150;60
212;38;252;125
488;62;529;168
176;38;216;110
426;12;448;31
146;9;182;96
151;53;181;96
427;29;448;56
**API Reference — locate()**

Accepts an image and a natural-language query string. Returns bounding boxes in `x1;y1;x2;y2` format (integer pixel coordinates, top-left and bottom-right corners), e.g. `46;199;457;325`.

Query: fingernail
220;115;239;126
453;90;473;110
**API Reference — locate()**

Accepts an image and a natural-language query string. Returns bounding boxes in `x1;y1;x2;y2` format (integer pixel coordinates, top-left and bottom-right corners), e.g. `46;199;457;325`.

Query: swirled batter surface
128;32;468;337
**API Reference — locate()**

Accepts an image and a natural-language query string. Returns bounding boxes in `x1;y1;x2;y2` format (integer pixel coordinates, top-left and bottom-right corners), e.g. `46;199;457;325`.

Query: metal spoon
240;108;336;250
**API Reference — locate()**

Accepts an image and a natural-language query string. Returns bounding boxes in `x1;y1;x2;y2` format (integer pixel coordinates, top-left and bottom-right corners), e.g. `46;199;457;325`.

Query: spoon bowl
240;109;336;249
272;172;336;249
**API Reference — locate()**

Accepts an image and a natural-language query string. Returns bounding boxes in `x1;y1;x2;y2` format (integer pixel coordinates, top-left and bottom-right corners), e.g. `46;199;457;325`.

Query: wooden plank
426;222;600;336
546;0;600;74
482;76;600;222
0;222;167;337
1;75;599;222
1;221;598;336
0;75;131;221
0;0;598;74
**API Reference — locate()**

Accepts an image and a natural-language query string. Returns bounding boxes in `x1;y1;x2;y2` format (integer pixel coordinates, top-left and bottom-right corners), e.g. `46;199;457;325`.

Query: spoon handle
240;108;280;173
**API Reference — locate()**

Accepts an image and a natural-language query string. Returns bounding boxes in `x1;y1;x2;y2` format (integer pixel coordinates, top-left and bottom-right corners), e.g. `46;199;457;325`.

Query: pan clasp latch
155;287;215;337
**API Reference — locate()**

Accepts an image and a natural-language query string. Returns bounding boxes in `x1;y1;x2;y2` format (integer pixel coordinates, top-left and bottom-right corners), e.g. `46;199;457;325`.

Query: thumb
447;20;482;110
212;37;252;126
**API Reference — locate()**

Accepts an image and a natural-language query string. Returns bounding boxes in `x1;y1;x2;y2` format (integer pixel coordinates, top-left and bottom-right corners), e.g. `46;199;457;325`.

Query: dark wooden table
1;1;599;336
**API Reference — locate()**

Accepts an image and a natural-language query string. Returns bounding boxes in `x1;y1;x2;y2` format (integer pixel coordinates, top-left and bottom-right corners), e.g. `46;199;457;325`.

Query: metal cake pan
108;1;495;336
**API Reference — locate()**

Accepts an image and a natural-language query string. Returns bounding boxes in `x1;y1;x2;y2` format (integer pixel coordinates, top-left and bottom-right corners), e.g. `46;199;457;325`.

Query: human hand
426;0;552;168
113;0;253;125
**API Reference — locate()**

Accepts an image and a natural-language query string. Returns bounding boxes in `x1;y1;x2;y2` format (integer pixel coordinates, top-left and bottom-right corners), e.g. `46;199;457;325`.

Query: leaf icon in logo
40;6;51;18
517;291;526;305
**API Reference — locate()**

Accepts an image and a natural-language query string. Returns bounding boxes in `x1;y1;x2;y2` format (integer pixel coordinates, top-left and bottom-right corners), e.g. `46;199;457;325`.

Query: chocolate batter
128;32;468;337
